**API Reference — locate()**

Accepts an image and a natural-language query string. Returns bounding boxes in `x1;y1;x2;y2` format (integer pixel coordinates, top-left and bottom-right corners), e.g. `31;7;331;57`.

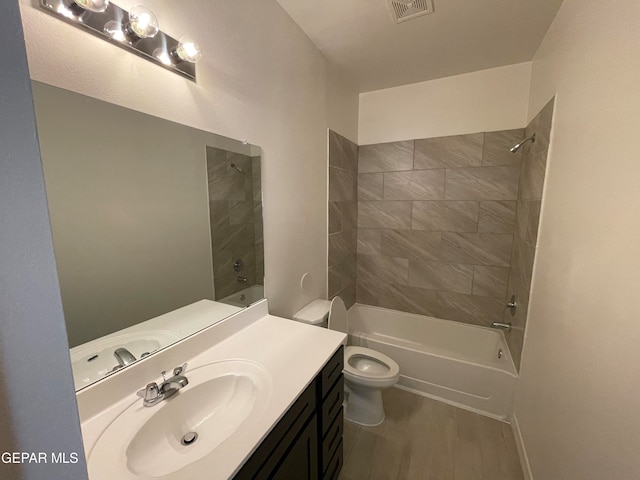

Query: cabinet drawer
322;407;343;474
321;375;343;437
322;438;343;480
321;346;343;399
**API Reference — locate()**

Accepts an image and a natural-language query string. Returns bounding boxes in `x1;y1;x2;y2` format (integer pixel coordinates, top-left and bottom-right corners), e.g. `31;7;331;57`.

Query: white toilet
293;297;400;426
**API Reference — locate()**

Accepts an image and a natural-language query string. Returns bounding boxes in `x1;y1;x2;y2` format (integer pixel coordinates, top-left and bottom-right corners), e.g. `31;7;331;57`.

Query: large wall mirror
32;82;264;391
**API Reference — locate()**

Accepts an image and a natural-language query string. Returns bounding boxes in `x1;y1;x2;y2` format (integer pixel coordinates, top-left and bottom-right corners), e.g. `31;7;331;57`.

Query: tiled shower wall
328;131;358;308
504;98;554;369
355;130;525;327
206;147;264;300
327;106;552;371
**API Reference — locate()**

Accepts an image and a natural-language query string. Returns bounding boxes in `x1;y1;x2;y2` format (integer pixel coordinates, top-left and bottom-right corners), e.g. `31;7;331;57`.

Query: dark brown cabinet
235;346;344;480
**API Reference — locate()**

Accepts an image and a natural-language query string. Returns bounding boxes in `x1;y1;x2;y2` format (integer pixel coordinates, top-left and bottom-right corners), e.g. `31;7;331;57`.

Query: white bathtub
219;284;265;308
348;304;517;421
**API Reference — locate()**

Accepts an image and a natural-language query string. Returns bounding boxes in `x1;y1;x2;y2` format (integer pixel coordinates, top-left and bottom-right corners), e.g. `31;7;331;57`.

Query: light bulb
128;5;159;39
104;21;126;42
73;0;109;13
175;36;203;63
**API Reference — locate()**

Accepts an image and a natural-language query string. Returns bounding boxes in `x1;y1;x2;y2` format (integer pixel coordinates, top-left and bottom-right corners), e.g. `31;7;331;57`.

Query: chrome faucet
237;275;248;283
491;322;512;332
137;363;189;407
114;348;136;367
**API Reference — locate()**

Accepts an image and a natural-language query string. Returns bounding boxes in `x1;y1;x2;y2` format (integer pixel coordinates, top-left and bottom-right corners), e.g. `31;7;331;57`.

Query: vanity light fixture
40;0;203;81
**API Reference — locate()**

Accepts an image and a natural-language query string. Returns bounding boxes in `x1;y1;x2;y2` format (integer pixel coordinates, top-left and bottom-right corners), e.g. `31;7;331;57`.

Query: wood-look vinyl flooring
339;388;524;480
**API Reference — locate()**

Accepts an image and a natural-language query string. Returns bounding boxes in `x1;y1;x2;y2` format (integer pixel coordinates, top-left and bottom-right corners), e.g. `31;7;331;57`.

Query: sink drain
181;432;198;446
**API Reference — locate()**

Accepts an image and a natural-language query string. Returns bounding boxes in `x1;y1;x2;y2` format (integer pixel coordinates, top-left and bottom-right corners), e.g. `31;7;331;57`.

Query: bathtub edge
511;413;533;480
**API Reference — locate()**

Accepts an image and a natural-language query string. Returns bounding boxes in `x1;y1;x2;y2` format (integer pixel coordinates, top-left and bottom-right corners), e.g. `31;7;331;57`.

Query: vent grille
386;0;434;23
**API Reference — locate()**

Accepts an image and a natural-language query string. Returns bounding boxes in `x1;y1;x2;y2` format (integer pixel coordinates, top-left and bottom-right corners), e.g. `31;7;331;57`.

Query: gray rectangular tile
358;141;414;173
472;266;509;299
379;284;439;316
356;279;380;306
211;223;254;255
436;291;504;327
229;201;254;225
515;199;541;245
445;166;520;201
384;169;445;200
357;228;383;255
328;264;341;298
411;201;479;232
478;201;516;234
511;236;535;295
329;166;356;202
355;279;438;316
252;157;261;201
329;256;357;299
357;254;409;285
482;129;524;166
328;231;350;266
408;260;474;294
358;173;384;200
526;97;554;161
525;200;541;245
358;201;412;229
414;133;484;170
209;200;229;229
518;151;547;200
381;230;442;261
329;130;358;172
328;201;342;234
329;129;344;168
441;233;513;266
339;201;357;231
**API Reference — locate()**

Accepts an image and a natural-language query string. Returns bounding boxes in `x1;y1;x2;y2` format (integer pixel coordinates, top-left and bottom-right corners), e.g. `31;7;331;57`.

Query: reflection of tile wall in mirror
206;147;264;302
31;81;264;390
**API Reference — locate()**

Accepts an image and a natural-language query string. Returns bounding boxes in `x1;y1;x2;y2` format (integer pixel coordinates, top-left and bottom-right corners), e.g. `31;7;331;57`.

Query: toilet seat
344;346;400;388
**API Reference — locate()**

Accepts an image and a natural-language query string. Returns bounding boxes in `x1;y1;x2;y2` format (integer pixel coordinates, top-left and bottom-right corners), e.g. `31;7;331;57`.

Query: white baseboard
511;414;533;480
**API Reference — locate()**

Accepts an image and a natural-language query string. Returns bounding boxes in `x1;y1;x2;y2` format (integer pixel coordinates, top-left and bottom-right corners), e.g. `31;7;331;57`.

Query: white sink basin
88;360;272;479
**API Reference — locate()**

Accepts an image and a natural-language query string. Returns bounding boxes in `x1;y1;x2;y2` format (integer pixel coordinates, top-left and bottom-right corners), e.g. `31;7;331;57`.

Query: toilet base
344;381;386;427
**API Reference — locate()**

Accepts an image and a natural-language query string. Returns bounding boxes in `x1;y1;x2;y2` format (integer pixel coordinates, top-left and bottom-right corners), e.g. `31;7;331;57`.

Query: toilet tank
293;299;331;328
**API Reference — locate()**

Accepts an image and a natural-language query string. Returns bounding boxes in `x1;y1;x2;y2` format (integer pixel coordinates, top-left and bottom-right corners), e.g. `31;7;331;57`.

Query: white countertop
77;300;346;480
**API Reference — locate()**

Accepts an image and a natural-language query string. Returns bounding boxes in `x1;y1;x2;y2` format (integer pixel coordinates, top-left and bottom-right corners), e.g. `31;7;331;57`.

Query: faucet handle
136;382;159;401
173;363;188;376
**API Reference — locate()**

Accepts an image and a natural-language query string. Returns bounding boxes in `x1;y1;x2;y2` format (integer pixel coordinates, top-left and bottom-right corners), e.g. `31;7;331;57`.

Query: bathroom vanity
76;300;346;479
236;346;344;479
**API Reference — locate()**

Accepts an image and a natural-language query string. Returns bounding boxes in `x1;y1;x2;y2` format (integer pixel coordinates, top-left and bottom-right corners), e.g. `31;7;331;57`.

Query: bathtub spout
491;322;512;332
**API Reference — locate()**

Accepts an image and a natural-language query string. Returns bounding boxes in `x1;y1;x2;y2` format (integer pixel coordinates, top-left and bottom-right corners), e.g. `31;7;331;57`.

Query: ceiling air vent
386;0;434;23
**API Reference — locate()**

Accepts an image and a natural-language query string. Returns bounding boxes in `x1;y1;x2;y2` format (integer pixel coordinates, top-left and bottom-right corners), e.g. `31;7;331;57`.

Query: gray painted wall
0;2;88;479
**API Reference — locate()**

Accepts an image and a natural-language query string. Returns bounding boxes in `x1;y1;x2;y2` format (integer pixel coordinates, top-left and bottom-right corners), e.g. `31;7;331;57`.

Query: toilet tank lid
293;299;331;325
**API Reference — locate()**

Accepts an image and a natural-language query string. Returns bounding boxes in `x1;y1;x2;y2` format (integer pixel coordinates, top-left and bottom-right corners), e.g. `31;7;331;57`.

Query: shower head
230;162;244;174
510;133;536;153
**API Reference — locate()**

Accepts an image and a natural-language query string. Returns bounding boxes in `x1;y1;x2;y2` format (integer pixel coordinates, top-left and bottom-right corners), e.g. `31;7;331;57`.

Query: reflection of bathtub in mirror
219;285;265;308
69;300;243;389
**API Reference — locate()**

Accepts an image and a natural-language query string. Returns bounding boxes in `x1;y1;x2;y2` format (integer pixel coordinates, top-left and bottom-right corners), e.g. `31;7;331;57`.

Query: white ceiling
276;0;564;92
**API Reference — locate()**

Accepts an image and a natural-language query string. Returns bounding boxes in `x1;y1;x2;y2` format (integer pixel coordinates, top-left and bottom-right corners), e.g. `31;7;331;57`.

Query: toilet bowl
293;297;400;427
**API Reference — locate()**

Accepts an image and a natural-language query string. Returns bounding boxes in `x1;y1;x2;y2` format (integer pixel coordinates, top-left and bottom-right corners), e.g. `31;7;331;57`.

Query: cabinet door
272;415;318;480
